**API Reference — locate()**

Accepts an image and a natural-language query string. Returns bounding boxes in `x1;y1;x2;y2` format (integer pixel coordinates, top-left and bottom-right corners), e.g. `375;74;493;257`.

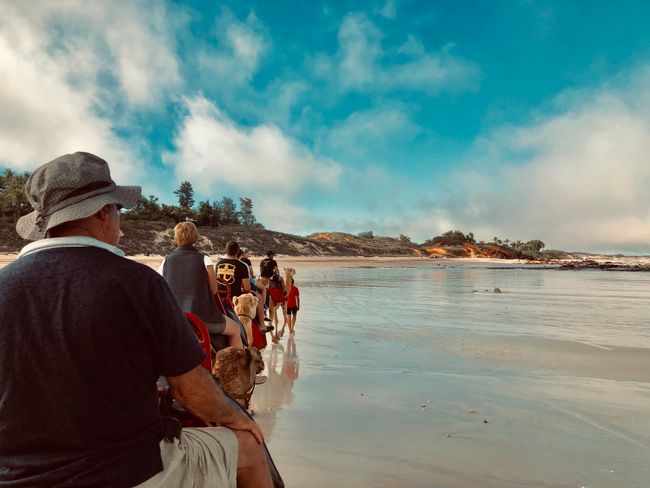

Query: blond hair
174;221;199;246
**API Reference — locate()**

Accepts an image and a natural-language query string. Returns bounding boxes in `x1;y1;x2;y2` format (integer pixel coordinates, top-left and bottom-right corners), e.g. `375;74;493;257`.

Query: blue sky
2;0;650;253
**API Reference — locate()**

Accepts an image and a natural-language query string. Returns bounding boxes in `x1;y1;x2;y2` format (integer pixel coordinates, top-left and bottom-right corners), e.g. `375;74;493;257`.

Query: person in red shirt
286;278;300;335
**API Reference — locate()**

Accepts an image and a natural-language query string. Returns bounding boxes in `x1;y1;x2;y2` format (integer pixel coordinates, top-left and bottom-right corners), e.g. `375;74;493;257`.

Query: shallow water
252;262;650;487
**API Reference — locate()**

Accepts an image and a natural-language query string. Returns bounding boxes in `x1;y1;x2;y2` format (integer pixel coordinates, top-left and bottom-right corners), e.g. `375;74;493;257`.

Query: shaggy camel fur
232;293;258;346
213;346;265;408
284;267;296;295
275;267;296;338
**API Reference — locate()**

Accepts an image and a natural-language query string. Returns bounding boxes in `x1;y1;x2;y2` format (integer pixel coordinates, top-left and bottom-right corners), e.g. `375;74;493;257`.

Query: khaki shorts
134;427;238;488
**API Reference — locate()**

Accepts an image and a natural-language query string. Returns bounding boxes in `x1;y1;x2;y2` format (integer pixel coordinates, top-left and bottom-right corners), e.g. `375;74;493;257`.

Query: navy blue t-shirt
0;247;205;488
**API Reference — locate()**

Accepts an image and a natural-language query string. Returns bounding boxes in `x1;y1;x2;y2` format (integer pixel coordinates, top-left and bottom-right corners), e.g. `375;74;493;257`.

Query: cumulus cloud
102;5;181;106
298;68;650;254
416;70;650;252
254;196;315;234
0;1;181;179
316;12;479;95
323;104;421;160
163;96;341;196
197;10;268;88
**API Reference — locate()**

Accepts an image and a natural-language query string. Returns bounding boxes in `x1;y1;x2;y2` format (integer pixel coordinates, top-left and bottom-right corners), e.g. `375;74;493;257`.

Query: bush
429;230;475;245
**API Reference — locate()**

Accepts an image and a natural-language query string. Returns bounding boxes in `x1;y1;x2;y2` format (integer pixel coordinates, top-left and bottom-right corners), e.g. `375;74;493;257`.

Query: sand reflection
251;336;299;439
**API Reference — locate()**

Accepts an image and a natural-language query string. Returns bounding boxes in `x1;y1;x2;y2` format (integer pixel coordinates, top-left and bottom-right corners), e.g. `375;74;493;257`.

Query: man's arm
242;277;251;293
167;365;264;443
241;263;251;293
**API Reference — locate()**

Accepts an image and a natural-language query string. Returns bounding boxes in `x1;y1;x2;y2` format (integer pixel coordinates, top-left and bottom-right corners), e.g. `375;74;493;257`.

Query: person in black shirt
0;152;272;487
259;250;279;279
218;241;272;333
239;247;254;273
217;241;252;298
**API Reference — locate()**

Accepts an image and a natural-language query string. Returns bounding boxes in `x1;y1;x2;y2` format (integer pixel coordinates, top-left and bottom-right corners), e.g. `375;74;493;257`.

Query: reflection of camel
282;335;299;382
250;336;299;440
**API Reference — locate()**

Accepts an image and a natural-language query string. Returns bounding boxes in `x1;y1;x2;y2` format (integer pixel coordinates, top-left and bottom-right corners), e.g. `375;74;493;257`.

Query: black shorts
287;307;298;315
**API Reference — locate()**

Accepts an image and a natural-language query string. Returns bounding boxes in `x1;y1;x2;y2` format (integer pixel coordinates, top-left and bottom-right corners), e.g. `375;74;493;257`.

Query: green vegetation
0;169;261;228
127;188;262;226
427;230;476;245
0;169;31;224
0;168;558;259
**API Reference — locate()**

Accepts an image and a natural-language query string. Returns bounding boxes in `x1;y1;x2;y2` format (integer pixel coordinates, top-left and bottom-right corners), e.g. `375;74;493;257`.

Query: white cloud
0;1;182;180
262;80;310;128
318;13;479;95
163;95;341;196
377;0;396;19
295;68;650;254
254;196;313;234
197;10;268;87
103;5;181;106
337;13;382;89
420;72;650;252
323;104;421;160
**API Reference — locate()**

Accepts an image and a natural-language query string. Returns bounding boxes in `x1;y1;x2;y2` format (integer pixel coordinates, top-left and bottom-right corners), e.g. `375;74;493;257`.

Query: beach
2;254;649;486
247;259;649;487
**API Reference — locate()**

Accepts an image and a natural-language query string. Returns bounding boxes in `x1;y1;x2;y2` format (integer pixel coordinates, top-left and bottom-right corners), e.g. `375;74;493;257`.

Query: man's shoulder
0;257;24;282
52;248;161;279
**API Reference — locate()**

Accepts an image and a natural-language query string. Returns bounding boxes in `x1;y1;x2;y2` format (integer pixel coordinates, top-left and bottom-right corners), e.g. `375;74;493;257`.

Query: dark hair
291;278;295;284
266;250;275;257
236;249;243;258
226;240;240;256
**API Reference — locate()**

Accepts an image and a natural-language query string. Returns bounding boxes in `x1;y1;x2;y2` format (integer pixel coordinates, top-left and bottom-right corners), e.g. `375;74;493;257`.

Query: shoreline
0;253;534;270
3;252;650;271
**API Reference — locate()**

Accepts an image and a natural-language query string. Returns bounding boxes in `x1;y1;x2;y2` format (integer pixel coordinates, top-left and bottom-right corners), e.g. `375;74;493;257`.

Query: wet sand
2;253;648;486
249;262;650;488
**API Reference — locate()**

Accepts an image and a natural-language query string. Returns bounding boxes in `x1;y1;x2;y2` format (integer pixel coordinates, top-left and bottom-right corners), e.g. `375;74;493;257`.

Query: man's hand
220;407;265;444
167;365;264;444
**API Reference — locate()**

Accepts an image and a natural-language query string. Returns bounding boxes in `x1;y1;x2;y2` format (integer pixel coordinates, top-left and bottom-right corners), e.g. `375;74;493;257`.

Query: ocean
253;261;650;488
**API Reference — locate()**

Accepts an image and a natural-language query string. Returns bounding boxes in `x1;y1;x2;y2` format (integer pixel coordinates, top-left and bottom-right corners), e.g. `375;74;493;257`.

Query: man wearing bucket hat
0;152;272;487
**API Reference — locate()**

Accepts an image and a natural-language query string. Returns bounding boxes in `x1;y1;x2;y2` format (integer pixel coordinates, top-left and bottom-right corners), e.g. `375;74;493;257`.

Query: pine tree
219;197;238;224
174;181;195;209
238;197;257;226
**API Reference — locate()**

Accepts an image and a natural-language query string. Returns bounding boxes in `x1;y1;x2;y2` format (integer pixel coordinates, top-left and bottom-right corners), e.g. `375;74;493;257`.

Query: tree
0;169;31;224
238;197;257;226
161;203;183;223
398;234;411;243
357;230;374;239
174;181;195;209
125;195;168;221
196;200;221;227
219;197;238;224
524;239;545;253
435;230;475;245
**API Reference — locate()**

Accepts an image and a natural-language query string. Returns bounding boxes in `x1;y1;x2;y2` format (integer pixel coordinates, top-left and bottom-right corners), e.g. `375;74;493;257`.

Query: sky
1;0;650;253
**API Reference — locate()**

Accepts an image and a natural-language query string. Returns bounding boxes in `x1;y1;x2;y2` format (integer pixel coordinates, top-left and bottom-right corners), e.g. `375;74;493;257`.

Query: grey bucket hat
16;152;141;241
